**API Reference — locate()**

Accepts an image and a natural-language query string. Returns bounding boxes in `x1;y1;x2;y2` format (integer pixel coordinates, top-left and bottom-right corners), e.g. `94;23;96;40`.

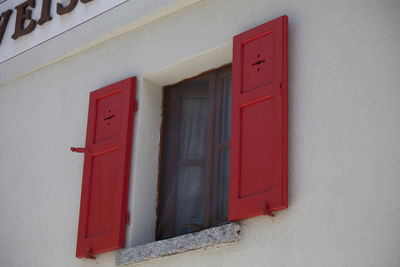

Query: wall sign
0;0;127;63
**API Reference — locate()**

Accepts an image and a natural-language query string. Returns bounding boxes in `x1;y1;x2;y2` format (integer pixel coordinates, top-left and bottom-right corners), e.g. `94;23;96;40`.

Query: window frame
156;64;232;240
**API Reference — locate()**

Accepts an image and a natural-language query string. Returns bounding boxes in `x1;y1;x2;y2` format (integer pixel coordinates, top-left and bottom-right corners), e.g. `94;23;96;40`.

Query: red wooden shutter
75;77;136;258
229;16;288;221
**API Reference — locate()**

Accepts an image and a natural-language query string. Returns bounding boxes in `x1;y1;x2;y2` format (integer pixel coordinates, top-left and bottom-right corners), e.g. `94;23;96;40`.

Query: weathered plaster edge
116;223;240;265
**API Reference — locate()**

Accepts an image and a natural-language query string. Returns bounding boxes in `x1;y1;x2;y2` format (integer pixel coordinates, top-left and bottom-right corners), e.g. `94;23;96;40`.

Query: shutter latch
134;100;138;112
262;202;275;217
70;147;86;153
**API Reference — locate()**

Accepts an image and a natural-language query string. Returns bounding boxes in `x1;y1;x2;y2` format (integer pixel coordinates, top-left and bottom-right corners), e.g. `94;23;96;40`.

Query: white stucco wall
0;0;399;267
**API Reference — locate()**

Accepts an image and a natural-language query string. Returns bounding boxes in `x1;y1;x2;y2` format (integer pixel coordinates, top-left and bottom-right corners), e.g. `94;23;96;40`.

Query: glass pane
221;75;232;142
218;148;230;221
179;96;208;160
175;166;205;234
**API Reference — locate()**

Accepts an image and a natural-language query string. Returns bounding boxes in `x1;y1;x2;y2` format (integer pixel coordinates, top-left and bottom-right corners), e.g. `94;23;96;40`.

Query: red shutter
74;77;136;258
229;16;288;221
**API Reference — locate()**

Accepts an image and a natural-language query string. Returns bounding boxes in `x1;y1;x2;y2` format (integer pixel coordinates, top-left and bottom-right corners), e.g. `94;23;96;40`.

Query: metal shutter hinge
85;246;95;259
276;82;282;95
262;202;275;217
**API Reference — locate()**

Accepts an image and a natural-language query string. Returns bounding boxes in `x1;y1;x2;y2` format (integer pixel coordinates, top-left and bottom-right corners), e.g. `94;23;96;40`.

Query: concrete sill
116;222;240;265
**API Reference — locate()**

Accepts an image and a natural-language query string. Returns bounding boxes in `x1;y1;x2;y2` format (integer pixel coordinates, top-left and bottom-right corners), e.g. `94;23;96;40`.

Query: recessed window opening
157;65;232;240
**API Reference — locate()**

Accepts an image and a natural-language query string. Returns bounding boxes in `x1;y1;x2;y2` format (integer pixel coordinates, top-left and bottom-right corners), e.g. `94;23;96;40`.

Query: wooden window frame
156;64;232;240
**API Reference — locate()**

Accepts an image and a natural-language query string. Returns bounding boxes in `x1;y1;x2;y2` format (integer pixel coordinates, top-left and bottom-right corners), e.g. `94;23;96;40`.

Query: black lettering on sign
12;0;37;40
0;9;12;45
38;0;53;25
0;0;96;45
56;0;78;15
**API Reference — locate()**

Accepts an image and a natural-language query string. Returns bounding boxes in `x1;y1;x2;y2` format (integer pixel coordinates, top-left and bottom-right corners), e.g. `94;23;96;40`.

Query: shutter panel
75;77;136;258
229;16;288;221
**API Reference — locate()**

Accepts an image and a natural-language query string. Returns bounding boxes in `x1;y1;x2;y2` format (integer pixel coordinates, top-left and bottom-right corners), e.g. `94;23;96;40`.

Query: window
74;15;288;259
157;65;232;239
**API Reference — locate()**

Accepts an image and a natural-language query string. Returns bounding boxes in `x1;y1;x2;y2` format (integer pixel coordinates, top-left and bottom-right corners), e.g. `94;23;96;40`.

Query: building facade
0;0;399;266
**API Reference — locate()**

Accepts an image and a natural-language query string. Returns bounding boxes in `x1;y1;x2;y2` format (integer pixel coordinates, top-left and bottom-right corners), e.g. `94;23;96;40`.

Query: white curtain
174;96;208;233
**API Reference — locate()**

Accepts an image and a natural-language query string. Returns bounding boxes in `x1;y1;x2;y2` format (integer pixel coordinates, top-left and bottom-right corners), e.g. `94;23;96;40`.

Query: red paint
75;77;137;258
229;16;288;221
70;147;86;153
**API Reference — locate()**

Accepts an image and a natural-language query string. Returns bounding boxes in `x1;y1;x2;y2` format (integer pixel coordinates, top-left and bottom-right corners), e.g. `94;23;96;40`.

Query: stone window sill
116;222;240;265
